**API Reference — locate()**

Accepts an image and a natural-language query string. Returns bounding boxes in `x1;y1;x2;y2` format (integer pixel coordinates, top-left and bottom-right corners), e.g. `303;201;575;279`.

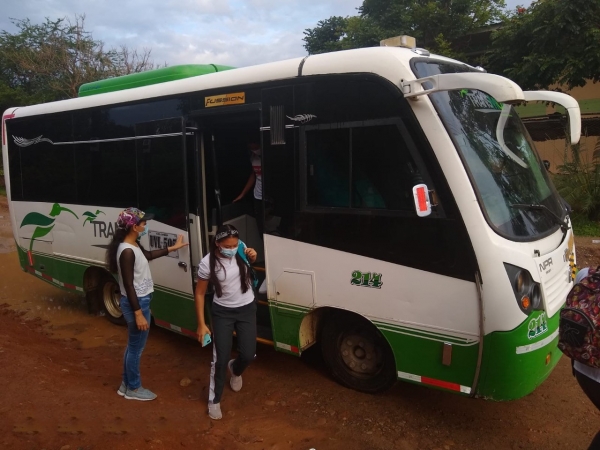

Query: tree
0;15;159;109
303;17;350;55
303;0;507;57
487;0;600;90
0;15;161;175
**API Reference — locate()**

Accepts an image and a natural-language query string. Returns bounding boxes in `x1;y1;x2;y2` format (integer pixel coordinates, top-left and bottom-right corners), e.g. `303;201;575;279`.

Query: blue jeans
120;294;152;390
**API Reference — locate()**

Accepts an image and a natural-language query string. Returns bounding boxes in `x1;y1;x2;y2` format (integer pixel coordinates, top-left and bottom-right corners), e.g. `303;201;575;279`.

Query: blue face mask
219;246;237;258
138;224;148;238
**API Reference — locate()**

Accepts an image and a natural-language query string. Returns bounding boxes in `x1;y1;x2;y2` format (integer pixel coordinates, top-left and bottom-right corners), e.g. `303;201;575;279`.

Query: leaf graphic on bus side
31;225;55;240
49;203;79;219
20;212;55;228
28;225;55;252
82;210;104;226
82;209;105;218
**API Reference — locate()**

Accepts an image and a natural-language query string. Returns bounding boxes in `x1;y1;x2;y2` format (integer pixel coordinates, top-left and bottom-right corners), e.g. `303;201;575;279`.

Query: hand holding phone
202;333;212;347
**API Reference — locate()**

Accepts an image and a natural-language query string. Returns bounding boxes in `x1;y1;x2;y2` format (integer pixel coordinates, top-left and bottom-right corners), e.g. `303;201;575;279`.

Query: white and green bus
2;37;581;400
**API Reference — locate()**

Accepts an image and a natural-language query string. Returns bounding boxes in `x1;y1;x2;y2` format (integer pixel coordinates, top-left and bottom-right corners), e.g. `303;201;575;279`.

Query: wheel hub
340;334;379;375
103;282;122;319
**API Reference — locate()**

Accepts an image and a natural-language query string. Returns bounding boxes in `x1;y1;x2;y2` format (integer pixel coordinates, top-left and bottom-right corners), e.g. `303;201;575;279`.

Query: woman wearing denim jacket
106;207;187;401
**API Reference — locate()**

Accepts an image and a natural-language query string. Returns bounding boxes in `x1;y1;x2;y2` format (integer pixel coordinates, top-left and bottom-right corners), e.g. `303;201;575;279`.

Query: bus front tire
101;277;126;326
321;315;396;393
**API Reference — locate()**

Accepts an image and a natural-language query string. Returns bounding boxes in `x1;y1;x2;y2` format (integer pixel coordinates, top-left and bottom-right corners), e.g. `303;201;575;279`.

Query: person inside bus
106;207;188;401
194;224;258;420
233;142;264;237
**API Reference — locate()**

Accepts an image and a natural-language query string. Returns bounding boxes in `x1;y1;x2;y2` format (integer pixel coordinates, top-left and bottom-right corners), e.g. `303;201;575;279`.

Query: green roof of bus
78;64;235;97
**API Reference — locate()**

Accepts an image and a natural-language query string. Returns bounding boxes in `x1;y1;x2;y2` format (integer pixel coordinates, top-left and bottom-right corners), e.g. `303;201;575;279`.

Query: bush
571;212;600;237
553;135;600;221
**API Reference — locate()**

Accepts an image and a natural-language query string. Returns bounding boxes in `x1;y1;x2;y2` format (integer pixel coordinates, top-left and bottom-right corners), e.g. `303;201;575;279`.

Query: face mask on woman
219;246;237;258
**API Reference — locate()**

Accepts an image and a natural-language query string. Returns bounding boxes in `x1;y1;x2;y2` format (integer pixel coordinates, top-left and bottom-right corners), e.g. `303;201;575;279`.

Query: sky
1;0;534;69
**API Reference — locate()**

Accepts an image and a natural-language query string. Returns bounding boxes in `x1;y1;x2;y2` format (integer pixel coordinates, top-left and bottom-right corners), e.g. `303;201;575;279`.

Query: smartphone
202;333;212;347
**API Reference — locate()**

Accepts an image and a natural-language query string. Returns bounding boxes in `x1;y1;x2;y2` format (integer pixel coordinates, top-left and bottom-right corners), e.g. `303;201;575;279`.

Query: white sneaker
208;402;222;420
228;359;242;392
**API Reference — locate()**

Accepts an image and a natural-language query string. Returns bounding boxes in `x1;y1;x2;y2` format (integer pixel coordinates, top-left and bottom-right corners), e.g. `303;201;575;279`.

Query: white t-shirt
251;155;262;200
116;243;154;298
197;253;254;308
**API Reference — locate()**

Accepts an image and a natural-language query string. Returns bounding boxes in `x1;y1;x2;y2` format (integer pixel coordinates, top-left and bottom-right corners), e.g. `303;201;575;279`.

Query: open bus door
190;105;273;342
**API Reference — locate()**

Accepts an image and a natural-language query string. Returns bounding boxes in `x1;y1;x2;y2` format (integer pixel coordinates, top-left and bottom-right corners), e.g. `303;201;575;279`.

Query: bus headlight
530;284;542;310
504;263;544;315
515;271;529;295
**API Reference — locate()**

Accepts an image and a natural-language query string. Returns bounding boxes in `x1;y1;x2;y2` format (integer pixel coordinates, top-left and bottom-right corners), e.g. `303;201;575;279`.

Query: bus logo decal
351;270;383;289
19;203;79;263
205;92;245;108
527;313;548;340
91;221;118;238
286;114;317;124
13;135;54;147
539;257;553;273
82;210;106;226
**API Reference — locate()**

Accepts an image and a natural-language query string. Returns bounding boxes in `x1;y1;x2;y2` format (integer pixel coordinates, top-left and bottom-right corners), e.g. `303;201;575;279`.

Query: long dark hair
209;224;251;298
106;227;129;274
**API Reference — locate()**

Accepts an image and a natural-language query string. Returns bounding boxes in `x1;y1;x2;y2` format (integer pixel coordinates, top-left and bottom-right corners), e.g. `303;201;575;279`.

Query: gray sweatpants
208;300;257;404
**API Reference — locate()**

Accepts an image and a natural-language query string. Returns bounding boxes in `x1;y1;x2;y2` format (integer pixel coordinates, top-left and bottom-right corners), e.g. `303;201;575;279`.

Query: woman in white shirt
194;224;257;420
106;207;187;401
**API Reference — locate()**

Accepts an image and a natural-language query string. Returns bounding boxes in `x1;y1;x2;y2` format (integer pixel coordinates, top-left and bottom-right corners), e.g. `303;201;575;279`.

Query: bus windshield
412;60;565;240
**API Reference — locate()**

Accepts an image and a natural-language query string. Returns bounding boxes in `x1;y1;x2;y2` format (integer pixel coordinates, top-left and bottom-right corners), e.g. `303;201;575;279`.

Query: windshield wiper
511;203;570;234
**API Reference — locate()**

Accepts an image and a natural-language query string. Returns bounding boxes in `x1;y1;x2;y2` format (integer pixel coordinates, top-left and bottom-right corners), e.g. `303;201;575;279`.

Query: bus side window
306;128;350;208
306;122;418;212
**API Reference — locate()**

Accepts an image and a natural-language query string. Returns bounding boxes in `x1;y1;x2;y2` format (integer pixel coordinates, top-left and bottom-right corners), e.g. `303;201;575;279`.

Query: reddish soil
2;195;600;450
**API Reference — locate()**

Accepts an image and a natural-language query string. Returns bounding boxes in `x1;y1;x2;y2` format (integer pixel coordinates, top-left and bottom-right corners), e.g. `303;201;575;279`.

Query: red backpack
558;266;600;367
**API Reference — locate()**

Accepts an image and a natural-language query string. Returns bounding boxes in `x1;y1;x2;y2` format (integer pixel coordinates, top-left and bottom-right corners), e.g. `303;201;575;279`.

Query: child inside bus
233;143;264;237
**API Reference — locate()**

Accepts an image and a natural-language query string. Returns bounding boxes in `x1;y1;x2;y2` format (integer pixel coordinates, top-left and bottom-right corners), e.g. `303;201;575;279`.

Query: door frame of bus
189;103;263;249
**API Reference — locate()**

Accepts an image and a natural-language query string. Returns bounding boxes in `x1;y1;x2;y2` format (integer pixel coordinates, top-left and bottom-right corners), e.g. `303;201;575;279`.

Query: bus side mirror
413;184;432;217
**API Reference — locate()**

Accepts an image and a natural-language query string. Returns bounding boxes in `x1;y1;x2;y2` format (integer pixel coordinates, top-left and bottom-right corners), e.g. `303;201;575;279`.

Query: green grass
0;186;5;197
571;213;600;237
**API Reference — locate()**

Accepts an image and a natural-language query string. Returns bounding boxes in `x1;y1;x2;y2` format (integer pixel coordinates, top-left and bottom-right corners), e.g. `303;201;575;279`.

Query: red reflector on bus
416;187;427;212
412;183;431;217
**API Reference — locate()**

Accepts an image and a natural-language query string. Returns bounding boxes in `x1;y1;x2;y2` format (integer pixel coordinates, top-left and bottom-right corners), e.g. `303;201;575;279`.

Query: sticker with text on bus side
351;270;383;289
204;92;245;108
148;230;179;258
527;312;548;340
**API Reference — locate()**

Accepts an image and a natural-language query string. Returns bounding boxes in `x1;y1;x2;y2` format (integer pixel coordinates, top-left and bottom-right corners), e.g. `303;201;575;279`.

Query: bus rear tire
321;314;396;393
101;276;126;326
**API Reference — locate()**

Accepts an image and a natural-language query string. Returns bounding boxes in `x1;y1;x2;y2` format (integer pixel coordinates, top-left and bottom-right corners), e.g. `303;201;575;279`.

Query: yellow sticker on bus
205;92;245;108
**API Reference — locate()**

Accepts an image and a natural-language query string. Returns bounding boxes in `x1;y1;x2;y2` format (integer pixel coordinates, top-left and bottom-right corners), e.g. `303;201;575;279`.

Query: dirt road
1;195;600;450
